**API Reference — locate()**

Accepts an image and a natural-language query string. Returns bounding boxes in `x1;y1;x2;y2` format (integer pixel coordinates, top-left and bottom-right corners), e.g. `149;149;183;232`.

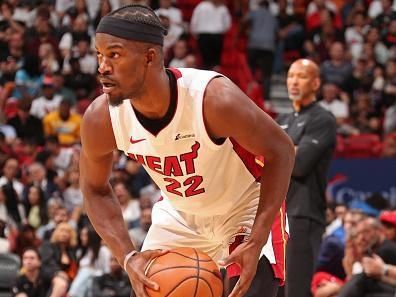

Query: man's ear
314;78;321;92
146;48;156;65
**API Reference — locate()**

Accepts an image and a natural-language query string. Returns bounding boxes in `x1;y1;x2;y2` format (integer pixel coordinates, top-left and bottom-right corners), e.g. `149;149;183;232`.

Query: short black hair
108;4;166;35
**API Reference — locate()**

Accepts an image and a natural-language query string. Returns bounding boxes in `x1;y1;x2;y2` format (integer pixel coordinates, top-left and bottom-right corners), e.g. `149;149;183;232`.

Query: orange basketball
145;247;223;297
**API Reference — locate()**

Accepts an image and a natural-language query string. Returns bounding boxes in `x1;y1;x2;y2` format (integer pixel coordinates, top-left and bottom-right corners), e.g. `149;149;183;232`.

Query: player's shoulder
81;94;113;135
83;94;109;123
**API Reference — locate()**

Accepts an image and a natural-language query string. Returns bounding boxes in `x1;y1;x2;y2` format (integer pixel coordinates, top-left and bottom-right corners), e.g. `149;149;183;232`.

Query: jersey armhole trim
108;104;126;153
198;75;227;151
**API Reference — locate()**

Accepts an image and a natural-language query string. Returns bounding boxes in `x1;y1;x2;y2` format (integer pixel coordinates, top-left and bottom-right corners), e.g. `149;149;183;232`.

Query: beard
107;93;125;107
288;92;303;101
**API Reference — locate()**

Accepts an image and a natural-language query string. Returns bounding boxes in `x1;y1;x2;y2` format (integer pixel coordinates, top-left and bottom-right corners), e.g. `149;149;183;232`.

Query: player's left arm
204;76;294;248
204;77;294;296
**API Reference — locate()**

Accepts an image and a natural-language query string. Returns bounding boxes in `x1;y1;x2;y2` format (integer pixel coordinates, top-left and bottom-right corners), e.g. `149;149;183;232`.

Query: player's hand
218;241;261;297
125;249;168;297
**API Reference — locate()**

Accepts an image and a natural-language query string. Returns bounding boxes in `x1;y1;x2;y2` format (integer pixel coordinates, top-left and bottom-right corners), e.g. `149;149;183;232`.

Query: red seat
343;134;382;158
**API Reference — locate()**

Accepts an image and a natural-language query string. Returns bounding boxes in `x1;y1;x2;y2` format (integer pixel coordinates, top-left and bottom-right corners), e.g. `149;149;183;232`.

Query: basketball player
79;4;295;297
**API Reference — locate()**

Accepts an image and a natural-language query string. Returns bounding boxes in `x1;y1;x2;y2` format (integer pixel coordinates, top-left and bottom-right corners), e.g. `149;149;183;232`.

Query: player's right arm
79;95;164;297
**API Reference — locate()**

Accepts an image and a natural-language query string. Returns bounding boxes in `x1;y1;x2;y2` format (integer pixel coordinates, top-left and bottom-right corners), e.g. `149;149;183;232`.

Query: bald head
290;59;320;79
287;59;321;104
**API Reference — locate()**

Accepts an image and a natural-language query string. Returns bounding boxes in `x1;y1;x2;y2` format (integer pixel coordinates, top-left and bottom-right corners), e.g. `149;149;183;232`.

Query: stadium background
0;0;396;296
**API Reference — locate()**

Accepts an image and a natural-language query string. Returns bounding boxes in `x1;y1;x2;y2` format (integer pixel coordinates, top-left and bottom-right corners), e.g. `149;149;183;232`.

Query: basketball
145;247;223;297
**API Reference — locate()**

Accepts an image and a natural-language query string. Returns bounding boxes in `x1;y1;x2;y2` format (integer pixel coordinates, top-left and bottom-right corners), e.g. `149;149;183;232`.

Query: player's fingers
139;273;160;291
149;249;169;259
227;278;243;297
218;254;236;267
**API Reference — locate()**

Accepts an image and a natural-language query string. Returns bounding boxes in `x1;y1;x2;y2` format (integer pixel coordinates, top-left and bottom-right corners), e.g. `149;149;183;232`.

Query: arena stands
0;1;396;297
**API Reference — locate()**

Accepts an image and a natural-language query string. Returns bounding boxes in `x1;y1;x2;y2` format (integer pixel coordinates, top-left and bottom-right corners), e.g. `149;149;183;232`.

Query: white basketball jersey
109;68;261;216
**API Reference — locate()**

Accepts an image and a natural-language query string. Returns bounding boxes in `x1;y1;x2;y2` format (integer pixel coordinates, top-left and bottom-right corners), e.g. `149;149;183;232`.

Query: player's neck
130;71;170;119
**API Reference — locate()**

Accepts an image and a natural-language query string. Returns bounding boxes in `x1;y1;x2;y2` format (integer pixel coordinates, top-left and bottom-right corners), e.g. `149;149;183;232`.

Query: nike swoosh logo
130;137;146;144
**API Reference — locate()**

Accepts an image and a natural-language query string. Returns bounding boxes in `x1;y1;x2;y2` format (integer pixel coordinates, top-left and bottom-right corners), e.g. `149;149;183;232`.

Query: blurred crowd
0;0;395;296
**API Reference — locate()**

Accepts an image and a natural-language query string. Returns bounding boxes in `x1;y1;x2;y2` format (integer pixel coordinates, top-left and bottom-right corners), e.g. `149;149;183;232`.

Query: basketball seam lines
148;266;222;280
193;248;199;297
167;251;213;262
163;276;206;297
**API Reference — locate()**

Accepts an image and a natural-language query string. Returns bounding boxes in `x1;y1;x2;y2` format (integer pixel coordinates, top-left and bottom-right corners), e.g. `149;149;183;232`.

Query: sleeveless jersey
108;68;261;216
109;68;289;283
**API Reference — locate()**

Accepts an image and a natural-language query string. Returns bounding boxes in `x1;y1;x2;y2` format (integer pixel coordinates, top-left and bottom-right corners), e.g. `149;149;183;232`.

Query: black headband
96;16;167;46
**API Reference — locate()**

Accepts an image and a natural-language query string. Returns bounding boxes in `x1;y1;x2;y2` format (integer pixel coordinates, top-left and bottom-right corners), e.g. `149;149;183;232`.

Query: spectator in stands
321;42;353;91
0;183;24;226
129;207;152;251
382;133;396;158
60;0;90;29
38;43;60;75
157;11;183;59
93;0;114;29
68;225;111;297
274;0;305;73
24;162;59;201
190;0;231;70
11;248;50;297
75;37;97;75
52;71;76;106
123;159;152;198
6;31;26;70
59;15;91;64
320;82;349;126
63;56;97;100
24;185;48;229
113;181;140;230
313;209;367;296
339;217;396;297
168;39;189;68
39;222;78;297
43;98;82;146
242;0;278;100
350;91;381;135
372;0;396;38
13;224;41;258
379;210;396;241
63;169;83;213
36;199;64;240
0;111;17;143
365;27;389;65
91;255;131;297
30;75;63;119
7;98;45;145
45;136;74;174
25;5;59;57
155;0;183;31
383;102;396;135
12;55;43;100
345;12;368;61
0;219;10;252
383;59;396;107
0;157;24;199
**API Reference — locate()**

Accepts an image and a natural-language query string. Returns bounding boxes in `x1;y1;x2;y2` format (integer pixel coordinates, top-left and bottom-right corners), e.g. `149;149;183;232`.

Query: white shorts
141;182;284;278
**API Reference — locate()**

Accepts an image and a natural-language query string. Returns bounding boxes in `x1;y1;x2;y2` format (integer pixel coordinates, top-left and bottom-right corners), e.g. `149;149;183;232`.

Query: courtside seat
343;134;382;158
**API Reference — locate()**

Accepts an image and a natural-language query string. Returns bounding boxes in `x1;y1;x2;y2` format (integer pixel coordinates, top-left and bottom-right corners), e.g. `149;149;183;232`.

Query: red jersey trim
230;138;261;180
168;68;182;79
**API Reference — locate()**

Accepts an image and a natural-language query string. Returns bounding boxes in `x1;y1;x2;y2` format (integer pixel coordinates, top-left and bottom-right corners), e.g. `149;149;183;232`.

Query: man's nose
98;57;112;75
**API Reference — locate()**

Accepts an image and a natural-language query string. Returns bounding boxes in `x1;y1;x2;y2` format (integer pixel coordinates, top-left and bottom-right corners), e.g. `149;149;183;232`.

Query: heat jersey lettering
128;141;201;177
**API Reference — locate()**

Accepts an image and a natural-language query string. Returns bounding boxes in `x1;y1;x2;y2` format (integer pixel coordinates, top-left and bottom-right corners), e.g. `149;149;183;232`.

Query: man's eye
111;53;120;58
